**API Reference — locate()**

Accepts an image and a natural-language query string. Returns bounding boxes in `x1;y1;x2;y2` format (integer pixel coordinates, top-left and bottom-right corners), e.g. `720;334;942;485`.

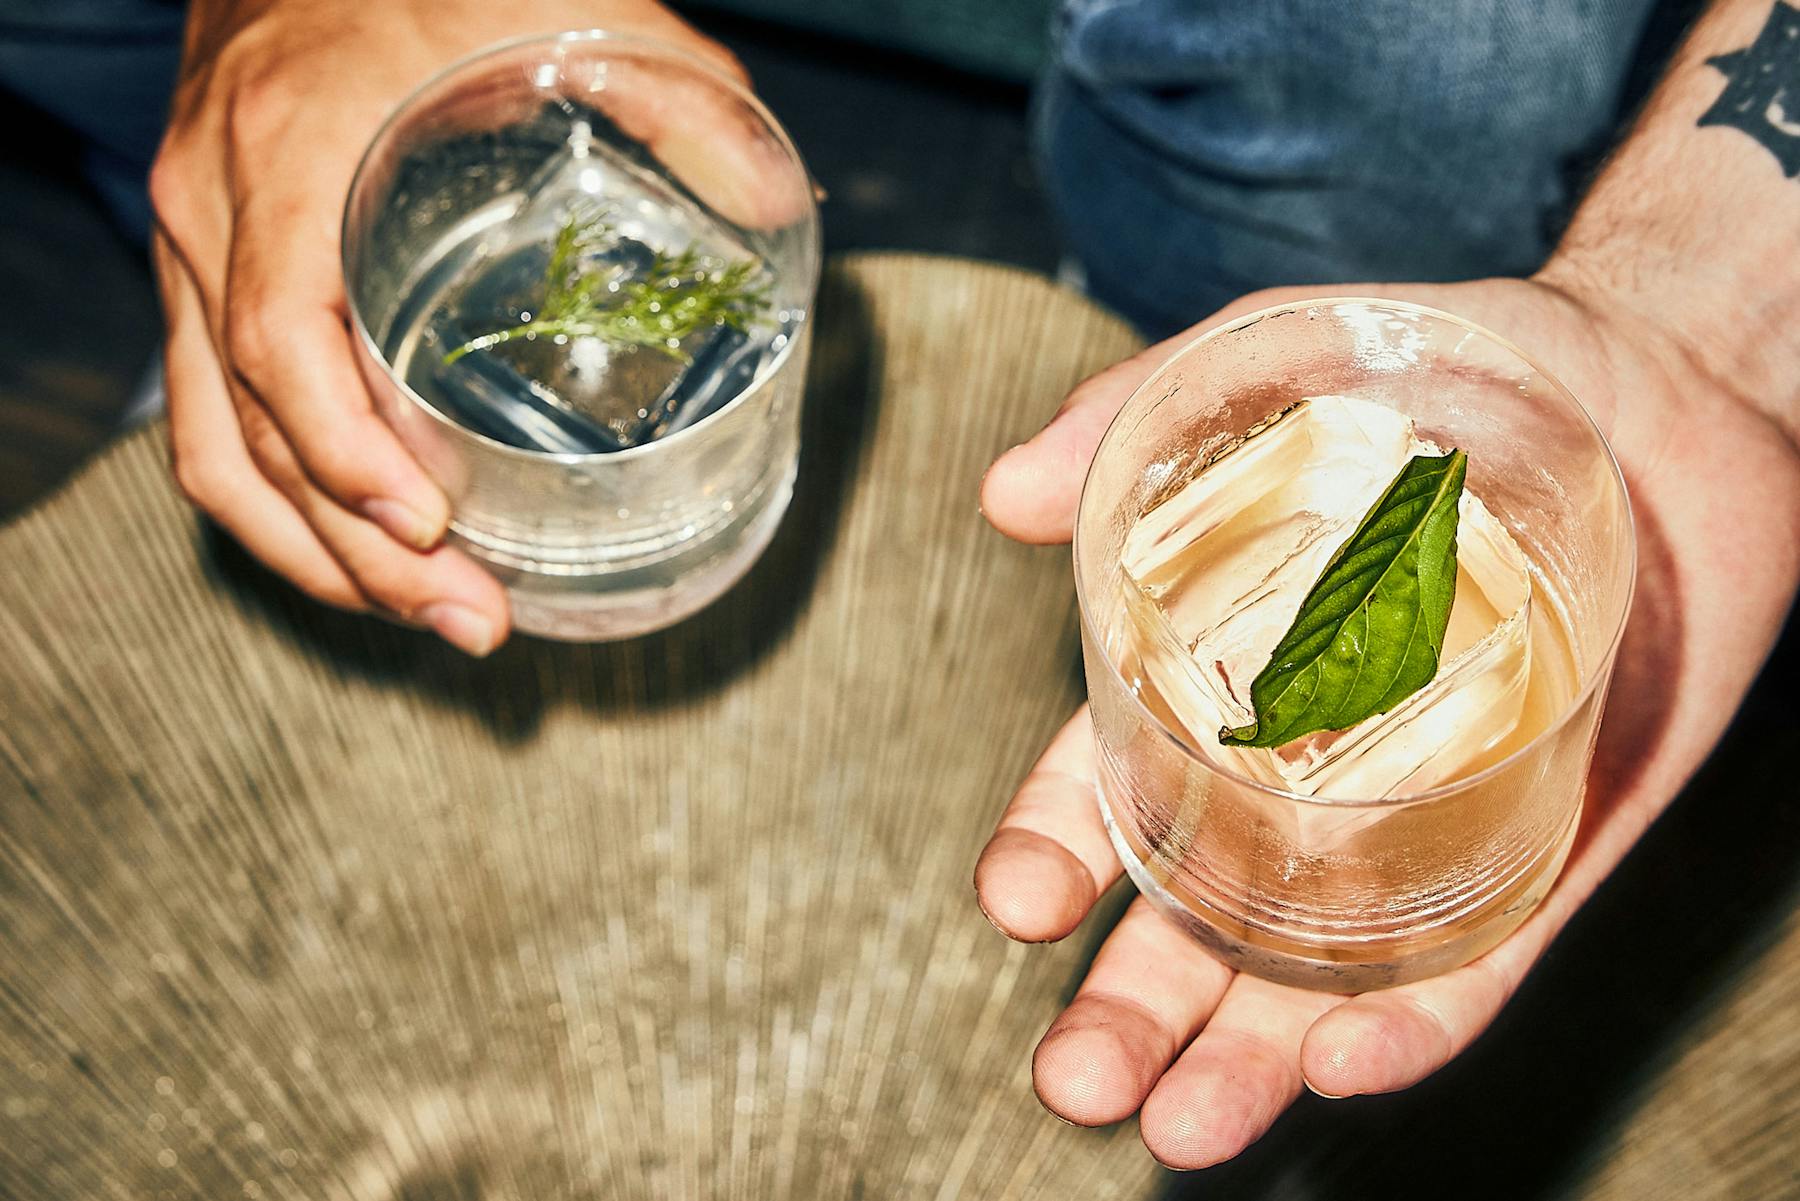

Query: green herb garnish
445;209;770;366
1220;449;1467;749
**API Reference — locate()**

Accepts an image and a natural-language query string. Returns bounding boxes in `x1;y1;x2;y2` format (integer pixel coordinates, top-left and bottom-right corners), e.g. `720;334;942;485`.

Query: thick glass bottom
1097;786;1580;992
460;469;794;642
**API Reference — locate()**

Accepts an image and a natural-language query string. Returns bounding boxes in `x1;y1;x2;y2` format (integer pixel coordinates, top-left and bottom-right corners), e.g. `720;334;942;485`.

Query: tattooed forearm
1699;1;1800;176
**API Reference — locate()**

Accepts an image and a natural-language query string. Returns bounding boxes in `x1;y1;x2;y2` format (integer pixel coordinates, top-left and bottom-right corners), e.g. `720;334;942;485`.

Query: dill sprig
444;209;770;366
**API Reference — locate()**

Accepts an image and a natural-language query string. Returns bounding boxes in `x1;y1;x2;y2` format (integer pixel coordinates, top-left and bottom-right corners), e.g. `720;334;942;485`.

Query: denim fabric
1038;0;1663;335
0;0;1665;321
0;0;185;241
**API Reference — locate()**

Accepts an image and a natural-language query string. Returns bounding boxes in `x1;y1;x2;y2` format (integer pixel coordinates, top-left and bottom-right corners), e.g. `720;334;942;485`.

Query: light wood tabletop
0;254;1794;1200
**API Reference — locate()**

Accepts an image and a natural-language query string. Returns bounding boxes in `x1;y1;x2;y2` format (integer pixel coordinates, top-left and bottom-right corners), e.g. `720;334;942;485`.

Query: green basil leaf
1220;449;1467;749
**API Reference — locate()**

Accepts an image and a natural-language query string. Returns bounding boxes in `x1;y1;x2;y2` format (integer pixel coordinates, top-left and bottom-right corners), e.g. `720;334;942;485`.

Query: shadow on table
199;268;880;740
1157;602;1799;1199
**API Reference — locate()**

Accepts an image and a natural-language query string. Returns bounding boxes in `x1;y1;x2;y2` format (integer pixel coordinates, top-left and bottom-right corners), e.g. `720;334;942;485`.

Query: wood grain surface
1;255;1795;1200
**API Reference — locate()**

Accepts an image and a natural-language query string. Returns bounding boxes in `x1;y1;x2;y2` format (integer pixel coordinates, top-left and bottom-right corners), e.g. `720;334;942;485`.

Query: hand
150;0;749;654
973;269;1800;1168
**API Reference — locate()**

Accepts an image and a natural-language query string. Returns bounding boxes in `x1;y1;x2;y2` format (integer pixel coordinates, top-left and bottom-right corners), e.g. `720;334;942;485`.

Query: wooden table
1;255;1794;1199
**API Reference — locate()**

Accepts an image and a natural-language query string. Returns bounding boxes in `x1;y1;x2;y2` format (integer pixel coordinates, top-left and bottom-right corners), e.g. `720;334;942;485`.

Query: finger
1140;974;1344;1170
1032;898;1234;1126
567;53;812;231
982;287;1346;545
222;185;450;551
1300;927;1535;1099
156;237;368;612
1298;755;1634;1100
163;157;507;655
980;339;1185;545
974;708;1122;942
231;399;511;656
390;30;800;233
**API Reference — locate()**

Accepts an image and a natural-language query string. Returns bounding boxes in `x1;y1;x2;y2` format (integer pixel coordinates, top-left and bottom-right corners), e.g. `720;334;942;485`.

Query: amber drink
1075;300;1634;990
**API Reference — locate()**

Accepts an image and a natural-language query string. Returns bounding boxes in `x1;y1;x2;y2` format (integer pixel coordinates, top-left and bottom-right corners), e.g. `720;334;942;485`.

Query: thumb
981;288;1326;545
979;336;1185;545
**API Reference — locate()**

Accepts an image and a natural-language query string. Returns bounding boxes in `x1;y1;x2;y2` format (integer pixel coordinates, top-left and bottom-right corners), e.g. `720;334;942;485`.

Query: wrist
1536;240;1800;455
1528;0;1800;455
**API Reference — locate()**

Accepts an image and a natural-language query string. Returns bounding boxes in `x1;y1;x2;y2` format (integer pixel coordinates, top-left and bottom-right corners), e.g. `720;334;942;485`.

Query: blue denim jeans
1038;0;1663;335
4;0;1665;331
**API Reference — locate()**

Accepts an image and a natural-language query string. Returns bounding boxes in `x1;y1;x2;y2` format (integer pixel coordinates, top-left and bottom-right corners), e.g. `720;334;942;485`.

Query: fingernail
422;603;496;657
972;889;1010;938
363;498;437;550
1304;1077;1348;1100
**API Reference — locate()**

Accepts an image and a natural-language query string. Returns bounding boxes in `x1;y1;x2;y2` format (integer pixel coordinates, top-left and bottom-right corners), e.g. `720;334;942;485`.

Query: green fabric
683;0;1053;82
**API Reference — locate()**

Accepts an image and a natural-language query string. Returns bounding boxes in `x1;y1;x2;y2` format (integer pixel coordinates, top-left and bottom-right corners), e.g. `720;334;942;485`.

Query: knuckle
146;146;191;233
169;444;227;511
225;76;289;147
296;435;365;494
709;45;752;87
276;401;373;494
223;302;279;376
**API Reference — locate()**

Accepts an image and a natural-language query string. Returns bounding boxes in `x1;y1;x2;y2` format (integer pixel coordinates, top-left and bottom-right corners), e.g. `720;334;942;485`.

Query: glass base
460;469;795;643
1096;787;1580;992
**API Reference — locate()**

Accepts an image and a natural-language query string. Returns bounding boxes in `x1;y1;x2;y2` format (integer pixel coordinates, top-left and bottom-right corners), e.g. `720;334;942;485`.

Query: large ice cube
427;236;695;446
1119;395;1534;821
402;123;774;454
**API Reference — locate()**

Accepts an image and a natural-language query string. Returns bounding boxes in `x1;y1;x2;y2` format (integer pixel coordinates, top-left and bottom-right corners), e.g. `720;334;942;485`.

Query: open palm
973;274;1800;1169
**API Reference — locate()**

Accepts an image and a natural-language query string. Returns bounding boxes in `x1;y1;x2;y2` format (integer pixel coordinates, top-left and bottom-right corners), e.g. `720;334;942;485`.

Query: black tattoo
1699;2;1800;176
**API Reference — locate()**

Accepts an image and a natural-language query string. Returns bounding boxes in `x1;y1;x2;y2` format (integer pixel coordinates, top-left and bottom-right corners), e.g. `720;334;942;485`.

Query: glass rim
340;27;823;466
1072;295;1638;809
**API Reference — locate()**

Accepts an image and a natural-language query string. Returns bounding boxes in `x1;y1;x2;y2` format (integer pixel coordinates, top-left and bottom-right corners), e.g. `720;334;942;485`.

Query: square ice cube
405;126;774;454
1118;395;1535;845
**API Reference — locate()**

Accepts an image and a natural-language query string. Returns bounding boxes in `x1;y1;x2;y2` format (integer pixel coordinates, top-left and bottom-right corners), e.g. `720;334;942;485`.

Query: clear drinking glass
1075;299;1635;991
343;31;821;641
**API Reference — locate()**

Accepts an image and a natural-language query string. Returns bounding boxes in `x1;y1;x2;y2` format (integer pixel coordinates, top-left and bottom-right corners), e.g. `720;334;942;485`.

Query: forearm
1545;0;1800;447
